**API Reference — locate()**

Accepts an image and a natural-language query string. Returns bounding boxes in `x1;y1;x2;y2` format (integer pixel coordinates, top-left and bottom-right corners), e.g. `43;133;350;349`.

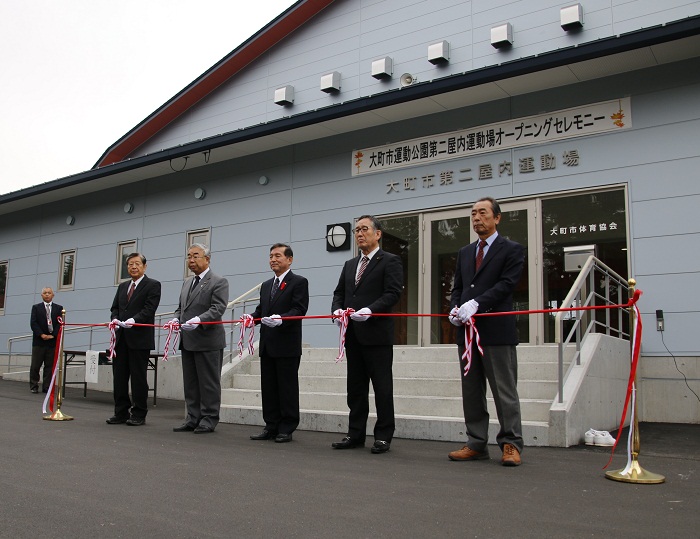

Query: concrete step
231;373;558;400
243;358;564;381
219;405;551;446
221;388;552;422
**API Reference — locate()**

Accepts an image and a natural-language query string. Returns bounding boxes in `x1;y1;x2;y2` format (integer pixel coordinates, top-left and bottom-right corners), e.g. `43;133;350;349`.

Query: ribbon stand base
43;409;73;421
605;456;665;484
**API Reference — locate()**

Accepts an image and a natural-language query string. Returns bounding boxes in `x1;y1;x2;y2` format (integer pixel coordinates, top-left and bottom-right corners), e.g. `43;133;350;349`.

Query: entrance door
423;200;538;345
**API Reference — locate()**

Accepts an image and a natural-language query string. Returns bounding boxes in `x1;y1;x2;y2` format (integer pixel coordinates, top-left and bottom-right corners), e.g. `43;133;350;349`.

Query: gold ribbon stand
605;279;663;484
44;309;74;421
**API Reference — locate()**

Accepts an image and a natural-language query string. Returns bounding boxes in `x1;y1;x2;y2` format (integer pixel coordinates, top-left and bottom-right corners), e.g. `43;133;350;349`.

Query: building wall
135;0;700;156
1;58;699;362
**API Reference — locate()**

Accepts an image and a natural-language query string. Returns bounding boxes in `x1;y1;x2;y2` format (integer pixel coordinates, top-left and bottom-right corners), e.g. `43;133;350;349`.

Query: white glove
181;316;201;331
168;318;179;325
122;318;135;328
350;307;372;322
261;314;282;327
332;309;343;328
448;307;462;327
458;300;479;323
113;319;126;329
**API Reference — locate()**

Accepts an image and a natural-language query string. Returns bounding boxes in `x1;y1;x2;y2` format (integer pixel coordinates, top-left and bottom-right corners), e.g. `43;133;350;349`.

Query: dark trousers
458;343;523;453
344;330;395;443
112;340;150;419
181;348;223;430
260;355;301;435
30;345;55;391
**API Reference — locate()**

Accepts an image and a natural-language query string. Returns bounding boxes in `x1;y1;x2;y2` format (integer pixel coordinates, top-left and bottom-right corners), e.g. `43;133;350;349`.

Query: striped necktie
355;256;369;284
475;240;487;271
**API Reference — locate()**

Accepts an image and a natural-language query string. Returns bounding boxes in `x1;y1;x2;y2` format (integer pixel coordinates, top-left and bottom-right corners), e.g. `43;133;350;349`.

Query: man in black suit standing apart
107;253;161;426
29;287;63;393
247;243;309;443
331;215;403;454
172;243;229;434
448;197;525;466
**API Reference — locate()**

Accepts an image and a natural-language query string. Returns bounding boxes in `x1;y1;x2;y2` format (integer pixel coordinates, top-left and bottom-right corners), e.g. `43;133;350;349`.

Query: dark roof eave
3;14;699;208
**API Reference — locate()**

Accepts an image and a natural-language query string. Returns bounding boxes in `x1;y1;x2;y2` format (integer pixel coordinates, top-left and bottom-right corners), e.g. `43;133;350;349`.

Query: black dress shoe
30;387;39;394
371;440;391;454
332;436;365;449
173;423;196;432
193;425;214;434
106;416;128;424
126;417;146;426
275;433;293;443
250;429;277;440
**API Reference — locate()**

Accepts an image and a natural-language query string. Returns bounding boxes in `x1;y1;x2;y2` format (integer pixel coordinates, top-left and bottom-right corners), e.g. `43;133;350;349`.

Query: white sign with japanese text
351;97;630;176
85;350;99;384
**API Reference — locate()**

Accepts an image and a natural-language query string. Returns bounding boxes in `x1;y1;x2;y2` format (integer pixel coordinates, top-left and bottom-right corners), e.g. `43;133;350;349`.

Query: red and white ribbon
107;319;119;359
461;318;483;377
335;308;354;363
42;317;64;415
604;290;643;468
161;319;180;362
237;315;255;358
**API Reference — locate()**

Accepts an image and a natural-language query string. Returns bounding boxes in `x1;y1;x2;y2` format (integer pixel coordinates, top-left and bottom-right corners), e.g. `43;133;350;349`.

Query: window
115;241;137;284
58;250;76;291
0;261;7;314
185;229;211;277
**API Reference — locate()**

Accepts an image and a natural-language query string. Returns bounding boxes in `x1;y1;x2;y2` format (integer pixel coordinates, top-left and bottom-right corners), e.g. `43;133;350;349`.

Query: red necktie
475;240;487;271
127;282;135;301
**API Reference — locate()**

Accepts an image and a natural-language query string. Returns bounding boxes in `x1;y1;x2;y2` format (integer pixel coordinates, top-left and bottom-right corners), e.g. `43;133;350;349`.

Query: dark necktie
475;240;487;271
355;256;369;285
270;277;280;299
46;304;53;331
188;275;200;299
127;282;135;302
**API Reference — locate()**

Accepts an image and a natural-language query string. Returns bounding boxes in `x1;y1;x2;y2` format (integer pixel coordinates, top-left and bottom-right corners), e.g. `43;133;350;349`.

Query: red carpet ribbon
603;289;643;468
161;319;180;362
461;319;483;377
335;308;354;362
237;315;255;358
42;317;64;415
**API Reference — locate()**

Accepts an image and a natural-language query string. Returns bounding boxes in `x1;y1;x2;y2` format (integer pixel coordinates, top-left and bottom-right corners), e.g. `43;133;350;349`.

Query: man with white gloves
108;253;161;426
448;197;525;466
330;215;403;454
246;243;309;443
172;243;229;434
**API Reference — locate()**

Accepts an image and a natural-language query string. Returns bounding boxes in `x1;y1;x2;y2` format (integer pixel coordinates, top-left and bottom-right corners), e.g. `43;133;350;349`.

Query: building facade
1;1;699;421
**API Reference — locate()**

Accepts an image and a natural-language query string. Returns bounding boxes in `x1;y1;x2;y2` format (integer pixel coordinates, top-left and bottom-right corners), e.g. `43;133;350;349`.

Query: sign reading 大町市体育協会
351;97;631;176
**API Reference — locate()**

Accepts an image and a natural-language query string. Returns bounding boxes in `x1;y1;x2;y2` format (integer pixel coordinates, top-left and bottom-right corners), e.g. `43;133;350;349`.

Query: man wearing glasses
331;215;403;454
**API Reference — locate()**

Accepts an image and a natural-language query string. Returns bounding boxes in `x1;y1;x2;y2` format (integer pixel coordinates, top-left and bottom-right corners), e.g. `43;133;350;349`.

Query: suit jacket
331;249;403;346
175;270;229;352
30;302;63;347
450;234;524;346
251;271;309;358
110;275;161;350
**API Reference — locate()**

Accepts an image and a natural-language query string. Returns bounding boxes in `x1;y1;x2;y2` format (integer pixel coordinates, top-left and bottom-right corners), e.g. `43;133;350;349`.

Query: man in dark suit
107;253;161;426
331;215;403;454
448;197;525;466
247;243;309;443
172;243;229;434
29;287;63;393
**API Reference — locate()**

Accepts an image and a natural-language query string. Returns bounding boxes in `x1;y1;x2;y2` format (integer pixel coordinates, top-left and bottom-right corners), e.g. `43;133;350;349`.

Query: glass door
424;200;539;345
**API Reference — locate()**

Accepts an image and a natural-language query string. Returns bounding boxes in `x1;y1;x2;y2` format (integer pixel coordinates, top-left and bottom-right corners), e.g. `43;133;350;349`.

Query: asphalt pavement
1;378;697;538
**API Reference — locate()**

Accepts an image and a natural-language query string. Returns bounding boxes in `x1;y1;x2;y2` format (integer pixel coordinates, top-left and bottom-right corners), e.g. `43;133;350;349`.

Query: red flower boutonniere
280;281;287;291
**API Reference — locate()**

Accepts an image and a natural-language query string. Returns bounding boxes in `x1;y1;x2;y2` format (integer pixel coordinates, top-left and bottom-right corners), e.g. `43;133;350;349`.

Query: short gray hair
189;243;211;258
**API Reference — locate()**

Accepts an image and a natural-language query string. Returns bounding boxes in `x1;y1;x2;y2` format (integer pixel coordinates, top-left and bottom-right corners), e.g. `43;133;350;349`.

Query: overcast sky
0;0;298;195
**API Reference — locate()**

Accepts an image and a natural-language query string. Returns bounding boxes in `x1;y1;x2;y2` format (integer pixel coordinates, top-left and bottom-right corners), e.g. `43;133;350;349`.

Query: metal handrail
4;283;263;372
554;255;630;403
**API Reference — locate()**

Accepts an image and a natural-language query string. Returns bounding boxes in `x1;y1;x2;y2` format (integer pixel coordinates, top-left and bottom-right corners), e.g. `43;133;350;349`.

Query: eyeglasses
354;226;372;234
